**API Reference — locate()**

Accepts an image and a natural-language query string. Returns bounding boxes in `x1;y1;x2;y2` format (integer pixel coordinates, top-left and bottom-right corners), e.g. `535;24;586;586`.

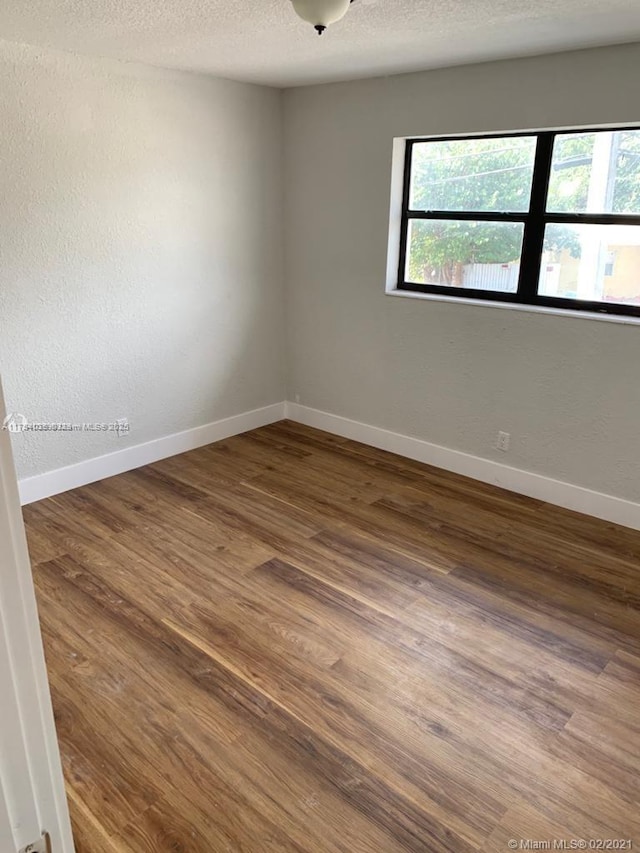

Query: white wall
0;41;284;480
283;43;640;503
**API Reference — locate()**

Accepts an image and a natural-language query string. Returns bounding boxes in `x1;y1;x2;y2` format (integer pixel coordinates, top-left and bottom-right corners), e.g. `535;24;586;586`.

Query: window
397;128;640;317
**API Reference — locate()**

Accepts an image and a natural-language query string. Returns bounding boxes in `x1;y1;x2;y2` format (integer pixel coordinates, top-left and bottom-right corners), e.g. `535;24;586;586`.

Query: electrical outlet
294;393;301;404
496;431;510;452
115;417;129;437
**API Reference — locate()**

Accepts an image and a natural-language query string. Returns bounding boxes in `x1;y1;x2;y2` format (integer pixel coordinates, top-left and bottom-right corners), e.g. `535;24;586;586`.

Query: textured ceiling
1;0;640;87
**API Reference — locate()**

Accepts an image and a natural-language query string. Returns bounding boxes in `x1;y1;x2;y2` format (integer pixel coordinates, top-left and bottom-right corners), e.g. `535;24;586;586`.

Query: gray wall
283;43;640;502
3;39;640;502
0;41;285;479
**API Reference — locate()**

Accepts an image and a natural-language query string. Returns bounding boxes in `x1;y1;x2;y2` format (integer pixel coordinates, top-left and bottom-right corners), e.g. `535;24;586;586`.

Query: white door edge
0;377;75;853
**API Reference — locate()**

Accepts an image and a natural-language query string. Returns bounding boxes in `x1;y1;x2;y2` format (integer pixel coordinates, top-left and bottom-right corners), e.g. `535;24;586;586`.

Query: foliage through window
398;128;640;316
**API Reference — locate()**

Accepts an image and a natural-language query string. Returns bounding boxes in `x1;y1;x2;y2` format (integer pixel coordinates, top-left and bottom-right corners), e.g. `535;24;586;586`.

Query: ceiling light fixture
290;0;354;35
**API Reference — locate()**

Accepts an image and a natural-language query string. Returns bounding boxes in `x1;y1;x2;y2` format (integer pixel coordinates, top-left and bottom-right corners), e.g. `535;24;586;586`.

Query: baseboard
19;398;640;531
18;402;286;505
284;402;640;531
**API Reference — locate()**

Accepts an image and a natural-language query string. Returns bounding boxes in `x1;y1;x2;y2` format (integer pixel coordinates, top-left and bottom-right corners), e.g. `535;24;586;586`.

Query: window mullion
406;211;526;222
517;132;555;300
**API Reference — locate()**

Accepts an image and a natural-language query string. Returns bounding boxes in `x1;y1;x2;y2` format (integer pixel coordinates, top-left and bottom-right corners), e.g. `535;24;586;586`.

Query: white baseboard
284;402;640;531
18;402;286;505
19;398;640;531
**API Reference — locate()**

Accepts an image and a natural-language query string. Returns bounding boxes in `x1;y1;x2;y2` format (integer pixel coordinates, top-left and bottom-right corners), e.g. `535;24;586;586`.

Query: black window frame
397;127;640;318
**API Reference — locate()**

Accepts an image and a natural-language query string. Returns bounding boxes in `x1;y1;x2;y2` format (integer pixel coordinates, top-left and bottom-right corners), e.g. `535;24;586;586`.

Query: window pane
409;136;536;213
547;130;640;215
406;219;524;292
538;223;640;306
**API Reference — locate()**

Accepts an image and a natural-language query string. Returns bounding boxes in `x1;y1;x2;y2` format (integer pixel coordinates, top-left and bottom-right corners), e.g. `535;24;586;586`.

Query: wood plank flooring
23;420;640;852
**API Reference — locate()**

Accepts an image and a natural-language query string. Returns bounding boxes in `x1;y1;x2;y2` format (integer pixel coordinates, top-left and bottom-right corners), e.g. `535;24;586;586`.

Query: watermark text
3;413;130;435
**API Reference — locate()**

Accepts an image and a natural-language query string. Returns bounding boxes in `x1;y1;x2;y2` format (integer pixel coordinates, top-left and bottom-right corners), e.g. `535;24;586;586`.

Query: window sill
385;287;640;326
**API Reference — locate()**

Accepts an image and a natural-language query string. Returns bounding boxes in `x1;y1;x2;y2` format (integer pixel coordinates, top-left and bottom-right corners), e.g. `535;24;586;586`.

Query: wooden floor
23;421;640;852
